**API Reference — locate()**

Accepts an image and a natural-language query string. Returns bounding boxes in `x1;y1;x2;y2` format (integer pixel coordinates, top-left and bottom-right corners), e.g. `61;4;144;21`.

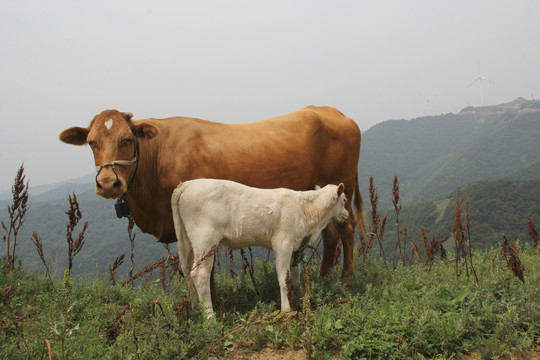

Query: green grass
1;245;539;359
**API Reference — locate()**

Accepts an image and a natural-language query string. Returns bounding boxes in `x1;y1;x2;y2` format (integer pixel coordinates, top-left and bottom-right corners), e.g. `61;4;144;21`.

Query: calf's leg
274;247;294;312
177;240;198;303
191;253;215;318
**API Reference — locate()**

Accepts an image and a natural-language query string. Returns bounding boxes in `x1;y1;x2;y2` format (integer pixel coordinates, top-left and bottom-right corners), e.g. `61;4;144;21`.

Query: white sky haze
1;0;539;191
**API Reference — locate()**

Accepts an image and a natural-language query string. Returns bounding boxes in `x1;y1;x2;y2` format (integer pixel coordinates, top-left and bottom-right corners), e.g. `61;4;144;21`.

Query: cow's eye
88;141;96;147
121;138;134;146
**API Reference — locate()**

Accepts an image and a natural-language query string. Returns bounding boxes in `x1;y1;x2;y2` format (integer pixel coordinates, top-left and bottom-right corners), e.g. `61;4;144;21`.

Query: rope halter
94;140;140;195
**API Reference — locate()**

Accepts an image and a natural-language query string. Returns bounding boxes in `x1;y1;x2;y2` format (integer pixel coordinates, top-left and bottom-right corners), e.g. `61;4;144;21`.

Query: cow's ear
59;126;89;145
337;183;345;197
133;123;159;141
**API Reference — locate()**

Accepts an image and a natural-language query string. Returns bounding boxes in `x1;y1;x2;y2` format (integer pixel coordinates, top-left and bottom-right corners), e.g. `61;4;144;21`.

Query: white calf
171;178;349;316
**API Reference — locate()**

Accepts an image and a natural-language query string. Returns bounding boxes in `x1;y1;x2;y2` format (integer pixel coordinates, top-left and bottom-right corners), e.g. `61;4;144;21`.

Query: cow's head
59;110;159;199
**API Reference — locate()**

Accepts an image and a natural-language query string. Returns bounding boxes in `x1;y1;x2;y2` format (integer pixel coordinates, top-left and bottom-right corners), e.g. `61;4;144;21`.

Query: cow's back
151;105;359;190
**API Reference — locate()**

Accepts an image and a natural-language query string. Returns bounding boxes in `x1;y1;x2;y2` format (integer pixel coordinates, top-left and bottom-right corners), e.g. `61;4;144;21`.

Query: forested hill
359;97;540;209
381;176;540;254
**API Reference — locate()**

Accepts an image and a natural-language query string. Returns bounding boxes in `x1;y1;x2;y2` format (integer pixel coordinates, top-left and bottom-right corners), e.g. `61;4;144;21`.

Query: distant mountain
0;173;94;202
359;97;540;209
0;181;164;278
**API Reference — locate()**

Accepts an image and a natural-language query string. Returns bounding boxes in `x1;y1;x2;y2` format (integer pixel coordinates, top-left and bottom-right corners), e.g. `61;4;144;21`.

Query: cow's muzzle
94;141;140;217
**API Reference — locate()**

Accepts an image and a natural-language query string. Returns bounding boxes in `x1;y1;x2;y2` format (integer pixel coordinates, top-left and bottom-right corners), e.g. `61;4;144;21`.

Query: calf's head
331;183;349;224
59;110;159;198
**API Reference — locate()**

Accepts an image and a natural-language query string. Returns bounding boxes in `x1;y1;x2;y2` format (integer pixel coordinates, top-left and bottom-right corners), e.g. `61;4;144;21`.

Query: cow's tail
353;173;368;239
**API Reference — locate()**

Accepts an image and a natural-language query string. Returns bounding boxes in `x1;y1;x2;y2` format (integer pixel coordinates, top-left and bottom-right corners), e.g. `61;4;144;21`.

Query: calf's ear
133;123;159;141
59;127;89;145
337;183;345;197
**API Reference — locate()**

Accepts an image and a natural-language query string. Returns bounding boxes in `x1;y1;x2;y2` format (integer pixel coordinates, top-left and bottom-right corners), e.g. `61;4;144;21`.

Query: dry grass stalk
159;258;168;291
403;224;408;259
369;177;388;269
421;227;432;266
240;247;259;295
40;339;53;360
1;282;19;305
174;299;191;324
285;269;296;311
452;195;468;279
306;245;320;266
409;240;421;266
392;175;404;265
228;248;235;277
334;239;342;265
127;304;140;359
421;227;449;269
104;307;128;346
123;253;180;286
31;231;54;287
123;256;167;285
465;199;479;284
108;254;126;286
528;218;538;248
65;193;88;273
2;164;30;272
501;234;525;283
127;214;136;285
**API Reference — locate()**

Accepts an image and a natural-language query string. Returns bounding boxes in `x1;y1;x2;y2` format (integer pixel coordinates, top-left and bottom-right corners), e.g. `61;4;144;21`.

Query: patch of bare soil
226;345;540;360
226;348;308;360
457;344;540;360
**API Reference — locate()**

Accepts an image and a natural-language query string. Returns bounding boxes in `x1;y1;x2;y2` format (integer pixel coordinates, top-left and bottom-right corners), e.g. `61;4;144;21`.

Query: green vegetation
1;246;539;359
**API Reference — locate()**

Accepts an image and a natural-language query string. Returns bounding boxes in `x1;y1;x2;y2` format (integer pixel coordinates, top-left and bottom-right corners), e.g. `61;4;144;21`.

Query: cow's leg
320;222;340;277
274;247;294;312
338;216;356;283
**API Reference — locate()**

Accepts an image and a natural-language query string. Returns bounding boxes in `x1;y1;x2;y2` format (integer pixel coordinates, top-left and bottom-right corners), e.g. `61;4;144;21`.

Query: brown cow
59;106;367;281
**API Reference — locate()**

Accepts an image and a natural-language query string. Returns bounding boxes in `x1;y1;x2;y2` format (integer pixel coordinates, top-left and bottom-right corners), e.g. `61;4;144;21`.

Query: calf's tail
171;182;186;246
353;173;368;238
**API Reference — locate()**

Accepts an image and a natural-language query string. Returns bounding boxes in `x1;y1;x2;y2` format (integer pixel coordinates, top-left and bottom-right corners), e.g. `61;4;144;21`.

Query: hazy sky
1;0;539;191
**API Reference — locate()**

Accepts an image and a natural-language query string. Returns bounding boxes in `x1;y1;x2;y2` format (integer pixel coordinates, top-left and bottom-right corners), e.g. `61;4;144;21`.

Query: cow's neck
123;140;175;243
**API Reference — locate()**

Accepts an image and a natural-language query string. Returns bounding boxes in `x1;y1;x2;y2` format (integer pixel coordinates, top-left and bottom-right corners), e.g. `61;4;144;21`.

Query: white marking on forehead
104;119;114;130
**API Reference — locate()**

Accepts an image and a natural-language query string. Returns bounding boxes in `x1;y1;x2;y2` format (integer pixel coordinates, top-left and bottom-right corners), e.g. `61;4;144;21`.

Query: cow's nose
96;178;122;192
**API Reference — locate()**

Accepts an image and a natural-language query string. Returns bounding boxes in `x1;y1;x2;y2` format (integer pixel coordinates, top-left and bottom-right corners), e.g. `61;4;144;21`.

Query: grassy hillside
1;245;538;359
